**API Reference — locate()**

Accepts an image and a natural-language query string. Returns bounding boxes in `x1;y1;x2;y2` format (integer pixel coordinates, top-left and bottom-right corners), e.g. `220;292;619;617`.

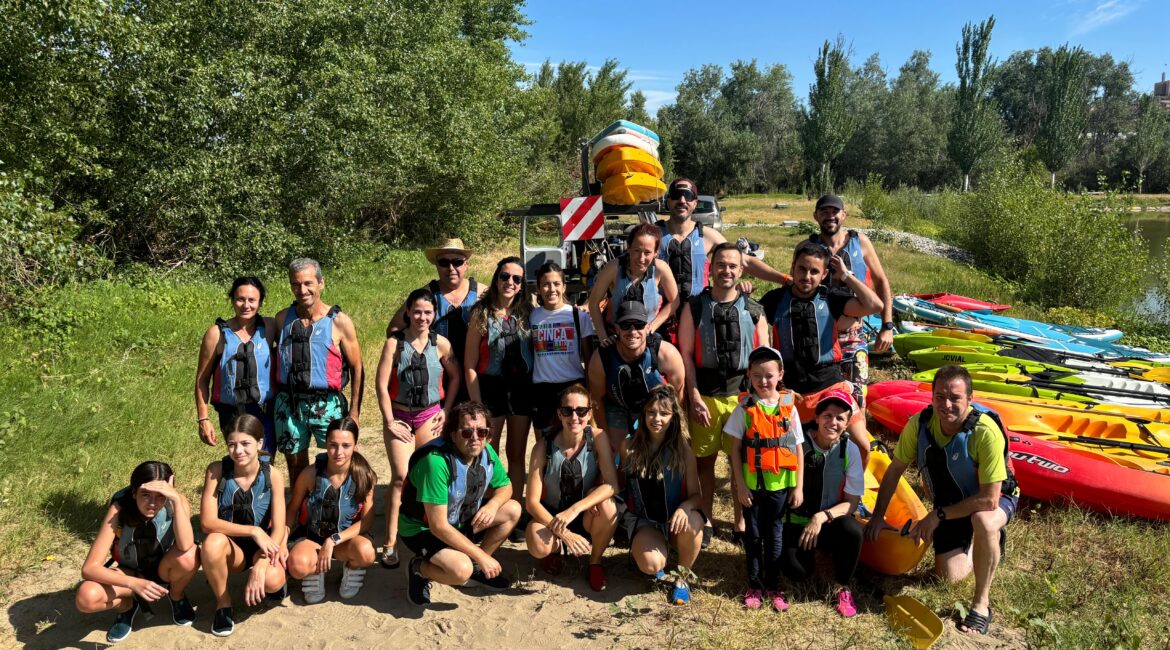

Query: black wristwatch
935;507;947;521
882;321;896;331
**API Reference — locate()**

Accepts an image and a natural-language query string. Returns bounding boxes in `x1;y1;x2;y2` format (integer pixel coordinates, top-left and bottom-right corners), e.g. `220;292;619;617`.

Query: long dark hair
623;386;689;480
323;418;377;505
400;287;439;328
117;461;175;527
470;256;531;334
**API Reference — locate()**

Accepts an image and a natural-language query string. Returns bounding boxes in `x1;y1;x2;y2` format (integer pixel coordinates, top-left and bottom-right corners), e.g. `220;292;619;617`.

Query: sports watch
330;533;343;545
882;321;896;331
935;507;947;521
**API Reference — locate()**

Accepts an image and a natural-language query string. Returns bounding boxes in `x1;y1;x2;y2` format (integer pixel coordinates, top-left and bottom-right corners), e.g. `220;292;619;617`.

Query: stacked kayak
906;346;1169;379
912;293;1011;313
590;120;666;205
857;443;929;575
913;364;1170;407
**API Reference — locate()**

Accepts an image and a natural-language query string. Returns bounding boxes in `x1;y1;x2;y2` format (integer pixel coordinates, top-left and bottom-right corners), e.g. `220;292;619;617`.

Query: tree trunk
962;173;970;193
1050;171;1056;190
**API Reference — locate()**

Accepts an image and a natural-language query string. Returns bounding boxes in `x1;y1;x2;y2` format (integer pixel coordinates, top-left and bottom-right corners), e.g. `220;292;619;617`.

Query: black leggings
779;516;863;586
743;488;788;591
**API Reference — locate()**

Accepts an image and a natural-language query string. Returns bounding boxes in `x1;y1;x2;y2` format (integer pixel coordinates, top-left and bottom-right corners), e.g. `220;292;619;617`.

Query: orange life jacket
739;391;799;474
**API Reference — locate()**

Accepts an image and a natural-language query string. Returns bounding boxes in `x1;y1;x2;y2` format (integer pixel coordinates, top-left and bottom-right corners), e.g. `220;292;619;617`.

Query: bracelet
197;417;211;423
822;509;835;522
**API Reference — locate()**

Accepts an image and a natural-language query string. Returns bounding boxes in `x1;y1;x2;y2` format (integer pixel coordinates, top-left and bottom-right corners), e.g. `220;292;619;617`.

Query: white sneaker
301;573;326;604
339;565;366;599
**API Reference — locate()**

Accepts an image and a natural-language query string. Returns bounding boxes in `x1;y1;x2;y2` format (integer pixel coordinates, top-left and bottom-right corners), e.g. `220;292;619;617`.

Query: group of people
76;179;1016;641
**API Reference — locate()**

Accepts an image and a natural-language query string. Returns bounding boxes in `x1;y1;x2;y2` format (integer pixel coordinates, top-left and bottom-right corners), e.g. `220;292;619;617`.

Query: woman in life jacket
285;418;377;604
195;277;277;456
199;414;288;636
76;461;199;644
588;223;679;347
618;385;704;605
529;261;596;433
375;287;462;570
465;257;534;511
524;384;619;592
778;390;865;618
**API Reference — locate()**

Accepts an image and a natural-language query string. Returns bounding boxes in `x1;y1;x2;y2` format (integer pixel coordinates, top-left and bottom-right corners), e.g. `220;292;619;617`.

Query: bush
856;174;958;238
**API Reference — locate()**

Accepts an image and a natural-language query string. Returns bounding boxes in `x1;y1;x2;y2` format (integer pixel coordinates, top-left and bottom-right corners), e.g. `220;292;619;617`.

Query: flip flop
958;607;992;635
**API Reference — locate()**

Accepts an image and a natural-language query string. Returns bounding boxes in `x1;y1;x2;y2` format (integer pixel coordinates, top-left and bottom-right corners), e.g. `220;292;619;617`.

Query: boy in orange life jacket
723;346;804;612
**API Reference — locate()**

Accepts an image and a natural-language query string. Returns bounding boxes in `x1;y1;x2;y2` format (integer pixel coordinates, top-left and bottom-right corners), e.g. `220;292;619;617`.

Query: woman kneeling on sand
525;384;619;591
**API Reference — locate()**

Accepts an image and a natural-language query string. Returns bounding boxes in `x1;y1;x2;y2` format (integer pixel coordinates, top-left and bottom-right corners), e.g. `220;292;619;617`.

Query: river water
1129;214;1170;322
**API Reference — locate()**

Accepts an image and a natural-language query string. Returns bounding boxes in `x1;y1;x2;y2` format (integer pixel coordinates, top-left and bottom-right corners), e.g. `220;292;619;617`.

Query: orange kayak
857;442;929;575
595;146;664;182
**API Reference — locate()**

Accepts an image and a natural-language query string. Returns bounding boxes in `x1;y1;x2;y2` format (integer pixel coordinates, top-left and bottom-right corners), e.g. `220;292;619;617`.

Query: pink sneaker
835;589;858;618
767;591;789;612
743;588;763;610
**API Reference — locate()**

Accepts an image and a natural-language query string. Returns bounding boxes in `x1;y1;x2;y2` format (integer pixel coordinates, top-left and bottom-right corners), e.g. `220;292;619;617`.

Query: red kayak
867;394;1170;521
912;293;1011;313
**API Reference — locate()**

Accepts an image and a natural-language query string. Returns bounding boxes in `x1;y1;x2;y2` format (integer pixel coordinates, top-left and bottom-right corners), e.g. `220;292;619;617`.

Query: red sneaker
588;564;607;591
541;553;563;575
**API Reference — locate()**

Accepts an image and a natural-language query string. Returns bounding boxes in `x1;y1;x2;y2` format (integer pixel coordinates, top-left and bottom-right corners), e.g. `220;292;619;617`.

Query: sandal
379;544;400;570
958;607;992;635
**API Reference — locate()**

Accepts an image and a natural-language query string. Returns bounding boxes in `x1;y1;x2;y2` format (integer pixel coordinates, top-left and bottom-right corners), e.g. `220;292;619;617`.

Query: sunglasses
617;320;646;331
668;188;696;201
437;258;466;269
497;272;524;284
459;426;490;440
558;406;591;418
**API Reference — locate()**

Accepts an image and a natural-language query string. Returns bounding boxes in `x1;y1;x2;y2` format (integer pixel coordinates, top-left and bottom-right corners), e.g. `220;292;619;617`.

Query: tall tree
881;50;951;188
800;38;856;196
948;16;1001;192
836;53;888;184
1036;45;1090;188
1125;95;1170;194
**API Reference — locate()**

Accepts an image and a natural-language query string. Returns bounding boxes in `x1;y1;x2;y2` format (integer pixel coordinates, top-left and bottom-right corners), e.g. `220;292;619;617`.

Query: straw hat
424;238;473;264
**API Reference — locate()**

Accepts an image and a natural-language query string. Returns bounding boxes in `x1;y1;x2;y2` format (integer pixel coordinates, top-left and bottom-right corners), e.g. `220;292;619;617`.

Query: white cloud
639;89;677;112
1071;0;1140;36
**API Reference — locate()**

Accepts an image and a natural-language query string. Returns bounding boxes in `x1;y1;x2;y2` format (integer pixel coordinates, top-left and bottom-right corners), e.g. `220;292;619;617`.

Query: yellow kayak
601;172;666;205
857;442;929;575
595;145;664;182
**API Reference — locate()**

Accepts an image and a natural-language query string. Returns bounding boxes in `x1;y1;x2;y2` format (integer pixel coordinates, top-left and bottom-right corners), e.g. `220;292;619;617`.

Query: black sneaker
731;530;745;548
106;600;140;643
169;596;196;626
407;556;431;606
701;525;713;549
212;607;235;637
266;584;288;603
467;566;511;591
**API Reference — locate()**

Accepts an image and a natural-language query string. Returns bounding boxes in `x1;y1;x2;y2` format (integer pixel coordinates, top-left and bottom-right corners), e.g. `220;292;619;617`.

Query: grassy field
2;214;1168;647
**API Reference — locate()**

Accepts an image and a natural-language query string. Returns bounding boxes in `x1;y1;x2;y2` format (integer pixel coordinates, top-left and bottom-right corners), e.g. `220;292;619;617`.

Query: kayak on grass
911;292;1011;313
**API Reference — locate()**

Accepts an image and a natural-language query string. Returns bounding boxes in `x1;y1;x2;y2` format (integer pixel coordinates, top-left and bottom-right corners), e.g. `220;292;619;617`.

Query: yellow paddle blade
1139;367;1170;384
884;595;943;649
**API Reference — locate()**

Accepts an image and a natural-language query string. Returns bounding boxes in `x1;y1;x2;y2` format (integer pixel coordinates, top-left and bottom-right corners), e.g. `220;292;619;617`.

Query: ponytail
348;451;377;505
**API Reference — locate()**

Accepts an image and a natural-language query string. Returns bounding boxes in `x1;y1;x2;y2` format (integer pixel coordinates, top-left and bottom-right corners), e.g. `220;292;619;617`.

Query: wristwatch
882;321;896;331
330;533;342;545
935;507;947;521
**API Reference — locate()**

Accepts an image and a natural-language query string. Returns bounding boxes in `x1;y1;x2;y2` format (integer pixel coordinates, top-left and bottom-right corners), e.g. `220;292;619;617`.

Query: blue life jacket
810;230;871;289
624;446;684;524
657;220;707;300
690;288;761;396
541;426;599;513
389;330;444;407
479;314;533;376
402;438;496;529
916;404;1018;508
212;319;274;408
770;285;842;371
277;304;348;392
429;279;478;364
303;454;362;538
610;255;660;322
214;456;272;531
110;488;175;578
793;437;852;520
601;333;664;414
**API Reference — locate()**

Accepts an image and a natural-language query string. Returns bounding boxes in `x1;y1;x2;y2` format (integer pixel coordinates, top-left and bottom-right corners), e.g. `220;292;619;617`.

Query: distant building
1156;72;1170;109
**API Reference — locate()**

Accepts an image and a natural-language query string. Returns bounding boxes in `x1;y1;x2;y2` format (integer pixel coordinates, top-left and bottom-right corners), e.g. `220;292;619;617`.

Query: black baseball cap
615;301;649;324
815;195;845;211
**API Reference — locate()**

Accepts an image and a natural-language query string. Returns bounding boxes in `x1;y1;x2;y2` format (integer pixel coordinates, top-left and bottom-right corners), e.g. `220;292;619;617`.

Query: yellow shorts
688;394;738;458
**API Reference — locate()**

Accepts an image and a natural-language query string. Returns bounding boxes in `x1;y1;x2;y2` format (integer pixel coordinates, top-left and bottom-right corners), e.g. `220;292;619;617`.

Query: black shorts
232;536;262;569
933;494;1018;556
401;528;485;560
531;380;581;432
480;375;532;418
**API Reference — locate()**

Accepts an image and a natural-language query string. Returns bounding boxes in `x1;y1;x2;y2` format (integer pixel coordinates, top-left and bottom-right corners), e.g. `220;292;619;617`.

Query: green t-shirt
894;410;1008;485
398;444;509;538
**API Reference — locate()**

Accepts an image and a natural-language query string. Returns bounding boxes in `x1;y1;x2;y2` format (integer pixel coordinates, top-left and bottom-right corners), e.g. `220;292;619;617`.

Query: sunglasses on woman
557;406;591;418
437;258;466;269
459;426;490;440
497;272;524;284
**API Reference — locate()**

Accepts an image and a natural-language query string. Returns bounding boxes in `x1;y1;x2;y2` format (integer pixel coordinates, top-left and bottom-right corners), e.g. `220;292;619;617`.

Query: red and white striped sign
559;196;605;241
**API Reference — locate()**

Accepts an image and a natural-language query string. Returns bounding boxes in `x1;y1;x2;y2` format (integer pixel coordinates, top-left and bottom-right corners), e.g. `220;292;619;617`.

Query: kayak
590;133;659;165
591;119;661;144
912;293;1011;313
892;333;1000;358
857;442;929;575
867;394;1170;520
601;172;667;205
595;146;664;182
912;365;1170;407
907;346;1167;379
893;296;1124;345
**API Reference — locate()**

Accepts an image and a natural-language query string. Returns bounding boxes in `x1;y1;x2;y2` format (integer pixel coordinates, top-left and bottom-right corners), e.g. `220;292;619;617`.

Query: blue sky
511;0;1169;111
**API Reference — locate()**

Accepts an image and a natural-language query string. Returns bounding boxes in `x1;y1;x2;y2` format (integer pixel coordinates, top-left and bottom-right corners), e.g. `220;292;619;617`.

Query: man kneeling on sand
398;401;521;605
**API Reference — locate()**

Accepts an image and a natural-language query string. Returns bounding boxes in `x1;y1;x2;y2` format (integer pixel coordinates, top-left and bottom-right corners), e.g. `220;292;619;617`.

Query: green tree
1125;95;1170;194
836;54;888;185
800;38;856;196
880;51;952;188
1036;45;1091;188
948;16;1001;192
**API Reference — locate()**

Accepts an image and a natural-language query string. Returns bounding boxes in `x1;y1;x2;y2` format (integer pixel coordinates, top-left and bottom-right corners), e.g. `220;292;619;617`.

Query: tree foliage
1036;45;1091;186
800;38;856;196
947;16;1002;191
1125;95;1170;193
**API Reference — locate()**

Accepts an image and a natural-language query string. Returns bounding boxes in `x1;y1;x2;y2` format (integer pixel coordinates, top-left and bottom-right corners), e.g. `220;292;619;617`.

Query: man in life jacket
677;242;766;547
588;301;686;449
864;365;1019;636
274;258;365;485
656;178;791;343
399;401;521;606
759;241;881;466
807;195;895;407
387;238;478;402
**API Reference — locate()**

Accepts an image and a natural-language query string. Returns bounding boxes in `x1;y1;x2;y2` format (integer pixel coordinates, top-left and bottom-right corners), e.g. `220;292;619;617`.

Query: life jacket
402;438;495;530
609;255;660;322
770;285;842;371
277;304;348;392
477;314;533;376
916;404;1019;508
601;333;665;413
214;456;272;530
792;437;851;520
300;454;363;539
657;220;708;300
541;426;599;513
810;230;871;289
211;318;274;408
389;330;444;408
624;446;685;524
690;288;762;395
429;279;479;363
109;488;175;577
739;391;800;477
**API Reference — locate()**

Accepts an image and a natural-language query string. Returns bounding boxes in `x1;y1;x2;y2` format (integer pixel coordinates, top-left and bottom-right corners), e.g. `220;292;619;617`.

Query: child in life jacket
75;461;200;644
723;346;805;612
